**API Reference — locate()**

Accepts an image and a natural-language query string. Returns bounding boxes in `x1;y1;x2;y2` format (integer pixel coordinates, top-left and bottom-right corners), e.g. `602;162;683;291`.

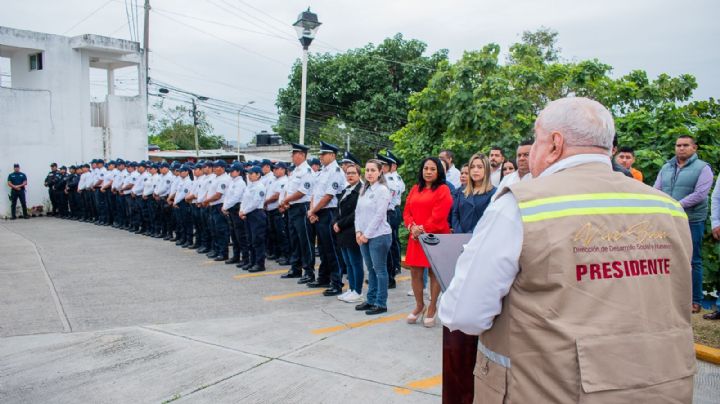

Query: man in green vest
654;134;713;313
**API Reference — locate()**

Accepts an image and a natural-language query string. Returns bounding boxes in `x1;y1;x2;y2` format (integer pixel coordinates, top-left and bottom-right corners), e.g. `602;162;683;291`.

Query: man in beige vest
439;97;695;403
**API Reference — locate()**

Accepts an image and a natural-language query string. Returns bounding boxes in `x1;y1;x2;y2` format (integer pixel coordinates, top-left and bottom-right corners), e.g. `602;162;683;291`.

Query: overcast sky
2;0;718;144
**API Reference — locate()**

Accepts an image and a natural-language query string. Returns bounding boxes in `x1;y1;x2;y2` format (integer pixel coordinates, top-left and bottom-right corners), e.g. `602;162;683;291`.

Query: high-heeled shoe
407;307;426;324
423;313;436;328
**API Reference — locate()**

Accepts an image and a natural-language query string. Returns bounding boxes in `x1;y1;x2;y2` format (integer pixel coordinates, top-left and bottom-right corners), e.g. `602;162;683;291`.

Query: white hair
536;97;615;150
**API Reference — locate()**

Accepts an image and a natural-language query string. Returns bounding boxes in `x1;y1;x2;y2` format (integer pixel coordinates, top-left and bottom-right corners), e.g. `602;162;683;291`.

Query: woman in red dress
403;157;453;327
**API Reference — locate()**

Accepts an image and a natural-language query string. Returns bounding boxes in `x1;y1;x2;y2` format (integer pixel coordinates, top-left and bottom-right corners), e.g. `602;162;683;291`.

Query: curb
695;343;720;365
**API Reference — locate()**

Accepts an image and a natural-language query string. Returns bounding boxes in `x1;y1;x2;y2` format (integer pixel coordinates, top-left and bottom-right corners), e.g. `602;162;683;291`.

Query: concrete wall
0;27;147;217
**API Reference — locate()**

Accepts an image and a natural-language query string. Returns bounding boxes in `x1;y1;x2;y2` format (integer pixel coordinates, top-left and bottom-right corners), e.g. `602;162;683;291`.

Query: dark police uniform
44;168;61;215
7;168;28;219
65;168;81;219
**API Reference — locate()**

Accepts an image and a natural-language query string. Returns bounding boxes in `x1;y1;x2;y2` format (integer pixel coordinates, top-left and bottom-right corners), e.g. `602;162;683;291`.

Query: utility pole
192;98;200;158
143;0;151;106
346;133;350;152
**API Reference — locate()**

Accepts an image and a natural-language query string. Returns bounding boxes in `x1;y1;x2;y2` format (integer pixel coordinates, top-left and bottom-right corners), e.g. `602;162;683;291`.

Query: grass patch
692;309;720;349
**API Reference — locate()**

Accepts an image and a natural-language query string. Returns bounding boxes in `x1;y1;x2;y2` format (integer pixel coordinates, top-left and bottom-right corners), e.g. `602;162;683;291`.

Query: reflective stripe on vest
478;341;511;368
518;193;687;223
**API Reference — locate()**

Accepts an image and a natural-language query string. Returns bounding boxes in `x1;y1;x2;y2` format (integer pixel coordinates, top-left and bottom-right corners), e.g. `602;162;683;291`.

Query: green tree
391;28;720;292
148;102;224;150
275;33;448;161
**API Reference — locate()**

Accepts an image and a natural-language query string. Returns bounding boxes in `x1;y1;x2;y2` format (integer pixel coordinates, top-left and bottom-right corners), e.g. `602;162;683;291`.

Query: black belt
289;202;309;209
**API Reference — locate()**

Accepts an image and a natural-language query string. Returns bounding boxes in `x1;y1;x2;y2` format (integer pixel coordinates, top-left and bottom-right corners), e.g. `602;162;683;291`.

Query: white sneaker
337;290;352;301
346;292;364;303
339;290;357;302
407;290;414;296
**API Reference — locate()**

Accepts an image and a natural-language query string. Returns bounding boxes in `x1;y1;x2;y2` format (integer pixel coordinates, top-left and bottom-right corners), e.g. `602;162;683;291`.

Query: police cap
319;141;340;154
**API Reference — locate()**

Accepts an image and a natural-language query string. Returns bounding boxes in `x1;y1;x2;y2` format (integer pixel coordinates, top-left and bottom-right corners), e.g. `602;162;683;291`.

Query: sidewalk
0;217;718;403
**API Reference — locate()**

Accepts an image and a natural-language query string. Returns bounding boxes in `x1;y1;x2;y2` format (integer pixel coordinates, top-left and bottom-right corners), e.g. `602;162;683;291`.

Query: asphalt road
0;217;717;403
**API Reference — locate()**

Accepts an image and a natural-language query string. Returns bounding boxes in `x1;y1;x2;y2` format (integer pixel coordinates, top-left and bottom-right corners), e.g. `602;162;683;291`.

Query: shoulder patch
388;177;394;181
307;168;311;173
332;182;339;190
280;184;285;189
221;184;226;190
259;191;265;197
336;167;340;172
304;182;311;189
166;180;171;184
184;188;189;193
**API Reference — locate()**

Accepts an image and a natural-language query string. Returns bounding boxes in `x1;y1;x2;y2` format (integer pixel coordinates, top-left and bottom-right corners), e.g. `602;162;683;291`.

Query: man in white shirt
132;162;150;233
223;163;249;266
196;162;216;254
154;162;175;239
488;146;505;187
280;143;316;281
492;140;533;202
384;150;406;285
439;149;461;188
265;162;290;265
204;160;231;261
111;160;127;228
307;141;346;295
173;165;194;247
100;160;117;226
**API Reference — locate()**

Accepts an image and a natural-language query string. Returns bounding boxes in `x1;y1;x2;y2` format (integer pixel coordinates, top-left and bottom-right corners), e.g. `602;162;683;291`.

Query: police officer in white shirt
121;162;138;230
92;159;109;224
111;160;127;228
101;160;117;226
222;163;249;267
131;162;150;233
203;160;231;261
154;162;175;239
173;164;194;248
265;162;290;265
240;165;268;272
185;163;206;249
196;161;216;254
384;150;406;286
307;141;346;295
279;143;316;281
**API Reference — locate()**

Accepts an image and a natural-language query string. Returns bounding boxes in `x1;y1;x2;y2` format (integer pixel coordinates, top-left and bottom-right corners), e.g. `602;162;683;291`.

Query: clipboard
419;233;473;291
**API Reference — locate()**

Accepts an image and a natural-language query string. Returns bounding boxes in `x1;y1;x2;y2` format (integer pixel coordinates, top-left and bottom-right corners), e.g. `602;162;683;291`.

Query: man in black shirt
7;163;29;219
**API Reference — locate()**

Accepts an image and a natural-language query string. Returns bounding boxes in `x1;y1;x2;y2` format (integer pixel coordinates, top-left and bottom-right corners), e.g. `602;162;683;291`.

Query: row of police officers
48;141;406;293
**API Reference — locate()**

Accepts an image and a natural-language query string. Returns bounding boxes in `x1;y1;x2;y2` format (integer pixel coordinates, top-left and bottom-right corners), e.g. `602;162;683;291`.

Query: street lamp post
293;8;321;145
236;101;255;160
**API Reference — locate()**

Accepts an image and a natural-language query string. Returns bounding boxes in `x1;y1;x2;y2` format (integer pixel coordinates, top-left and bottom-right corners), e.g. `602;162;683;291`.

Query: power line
63;0;115;35
152;9;290;68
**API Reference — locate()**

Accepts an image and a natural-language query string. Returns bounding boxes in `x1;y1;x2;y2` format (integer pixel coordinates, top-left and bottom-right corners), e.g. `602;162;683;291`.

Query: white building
0;26;147;217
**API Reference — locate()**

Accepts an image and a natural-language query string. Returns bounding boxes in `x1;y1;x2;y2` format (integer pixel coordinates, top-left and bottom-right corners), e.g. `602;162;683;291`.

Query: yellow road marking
263;287;346;301
234;269;287;279
263;276;410;302
310;313;406;335
393;374;442;395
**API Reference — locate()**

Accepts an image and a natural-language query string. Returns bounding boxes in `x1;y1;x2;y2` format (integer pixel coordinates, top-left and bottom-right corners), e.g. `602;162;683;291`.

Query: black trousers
288;202;314;275
228;205;249;261
386;208;401;281
267;208;289;259
245;209;267;266
69;190;81;218
211;204;230;257
314;208;342;288
10;189;28;217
